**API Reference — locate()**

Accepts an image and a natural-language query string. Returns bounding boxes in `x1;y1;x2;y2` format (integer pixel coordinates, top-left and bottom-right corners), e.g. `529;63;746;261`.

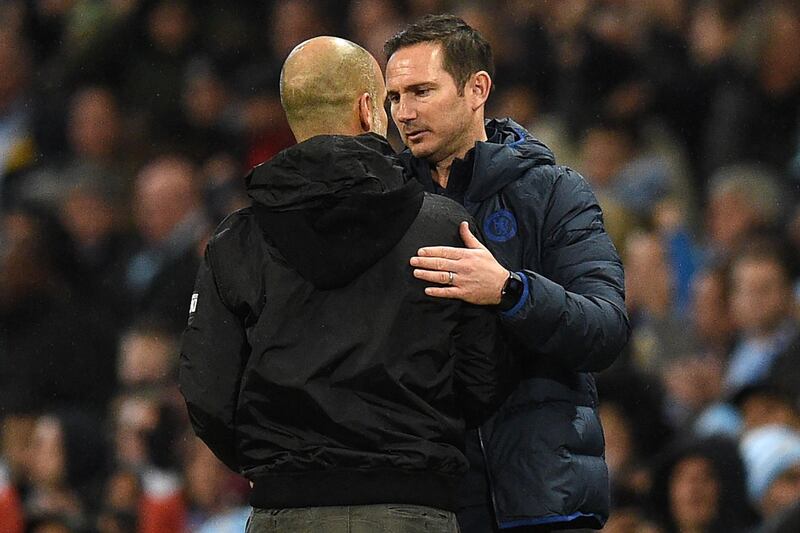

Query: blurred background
2;0;800;531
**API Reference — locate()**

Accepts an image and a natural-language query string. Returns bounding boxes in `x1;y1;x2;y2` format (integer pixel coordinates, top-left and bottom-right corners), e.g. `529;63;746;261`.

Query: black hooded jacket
179;134;507;512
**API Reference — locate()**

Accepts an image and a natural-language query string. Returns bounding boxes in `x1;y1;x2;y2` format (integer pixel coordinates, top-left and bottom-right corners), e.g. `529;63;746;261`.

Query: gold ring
448;271;455;285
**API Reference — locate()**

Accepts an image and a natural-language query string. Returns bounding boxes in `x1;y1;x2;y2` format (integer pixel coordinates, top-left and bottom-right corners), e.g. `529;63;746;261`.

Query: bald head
280;36;387;141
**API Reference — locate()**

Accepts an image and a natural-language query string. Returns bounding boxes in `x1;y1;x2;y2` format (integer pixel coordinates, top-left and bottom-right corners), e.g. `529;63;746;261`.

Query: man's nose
393;97;416;122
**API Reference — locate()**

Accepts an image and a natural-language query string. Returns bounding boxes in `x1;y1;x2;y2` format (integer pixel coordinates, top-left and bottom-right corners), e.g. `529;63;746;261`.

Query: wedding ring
447;271;455;285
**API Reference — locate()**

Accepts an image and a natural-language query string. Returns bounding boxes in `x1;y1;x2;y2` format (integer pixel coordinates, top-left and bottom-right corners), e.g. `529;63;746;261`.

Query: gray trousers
245;504;460;532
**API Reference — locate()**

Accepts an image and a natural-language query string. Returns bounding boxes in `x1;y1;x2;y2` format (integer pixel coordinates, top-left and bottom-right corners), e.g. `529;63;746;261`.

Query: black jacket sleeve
500;167;630;372
178;244;250;473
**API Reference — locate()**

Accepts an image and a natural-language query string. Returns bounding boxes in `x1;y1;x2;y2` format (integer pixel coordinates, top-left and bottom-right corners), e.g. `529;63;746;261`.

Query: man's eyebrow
388;82;436;94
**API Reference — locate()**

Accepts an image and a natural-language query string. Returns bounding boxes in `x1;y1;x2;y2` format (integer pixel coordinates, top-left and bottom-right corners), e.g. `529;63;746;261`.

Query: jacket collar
403;118;556;205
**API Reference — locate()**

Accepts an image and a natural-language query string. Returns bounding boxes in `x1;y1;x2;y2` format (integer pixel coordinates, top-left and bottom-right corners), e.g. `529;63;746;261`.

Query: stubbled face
386;42;475;164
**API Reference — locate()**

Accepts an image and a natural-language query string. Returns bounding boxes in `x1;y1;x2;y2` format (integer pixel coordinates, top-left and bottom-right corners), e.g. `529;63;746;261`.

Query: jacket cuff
499;271;529;317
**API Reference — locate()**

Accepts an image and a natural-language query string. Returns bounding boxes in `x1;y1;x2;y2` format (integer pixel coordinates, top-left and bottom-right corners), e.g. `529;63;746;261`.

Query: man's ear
358;92;373;132
467;71;492;111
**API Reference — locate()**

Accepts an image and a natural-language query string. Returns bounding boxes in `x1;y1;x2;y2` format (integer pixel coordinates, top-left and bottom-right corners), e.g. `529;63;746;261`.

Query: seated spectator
121;0;199;143
19;85;131;210
650;436;757;533
705;164;785;261
233;0;307;168
701;2;800;177
24;411;111;531
578;117;682;223
95;468;140;533
125;155;210;333
731;383;800;434
597;369;673;501
725;239;798;392
741;425;800;519
172;59;241;164
662;267;731;425
688;266;736;360
108;392;188;533
58;180;137;326
624;230;696;376
0;203;117;416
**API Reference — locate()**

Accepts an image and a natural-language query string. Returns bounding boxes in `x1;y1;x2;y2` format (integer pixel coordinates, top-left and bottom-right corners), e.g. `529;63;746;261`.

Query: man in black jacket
179;36;507;533
385;15;630;532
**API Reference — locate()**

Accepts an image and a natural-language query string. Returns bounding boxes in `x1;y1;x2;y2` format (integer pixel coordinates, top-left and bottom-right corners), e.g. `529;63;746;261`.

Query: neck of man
431;118;487;188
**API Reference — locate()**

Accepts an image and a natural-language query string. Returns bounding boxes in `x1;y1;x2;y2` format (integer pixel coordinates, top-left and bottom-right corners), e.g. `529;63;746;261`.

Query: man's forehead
387;42;443;73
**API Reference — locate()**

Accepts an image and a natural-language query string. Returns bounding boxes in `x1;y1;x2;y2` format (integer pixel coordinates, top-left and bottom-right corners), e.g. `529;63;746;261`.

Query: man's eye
387;94;400;104
416;88;430;96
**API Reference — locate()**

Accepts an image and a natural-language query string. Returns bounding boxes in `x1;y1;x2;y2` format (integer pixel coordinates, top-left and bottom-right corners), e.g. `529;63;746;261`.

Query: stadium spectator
20;86;130;210
741;424;800;519
705;164;786;259
24;411;111;531
125;155;209;332
650;436;757;533
0;204;117;416
725;239;798;392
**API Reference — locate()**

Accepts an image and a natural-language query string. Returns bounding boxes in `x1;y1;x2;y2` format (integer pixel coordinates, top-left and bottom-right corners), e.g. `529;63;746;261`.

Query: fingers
459;221;486;250
416;245;464;259
424;286;462;299
409;256;459;271
413;268;455;285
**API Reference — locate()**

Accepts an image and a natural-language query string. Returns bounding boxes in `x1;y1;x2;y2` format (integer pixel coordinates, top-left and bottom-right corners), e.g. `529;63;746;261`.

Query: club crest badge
483;209;518;242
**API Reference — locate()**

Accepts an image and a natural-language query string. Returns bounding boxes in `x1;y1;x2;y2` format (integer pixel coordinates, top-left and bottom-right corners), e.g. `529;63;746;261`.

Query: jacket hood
468;118;555;201
246;133;423;289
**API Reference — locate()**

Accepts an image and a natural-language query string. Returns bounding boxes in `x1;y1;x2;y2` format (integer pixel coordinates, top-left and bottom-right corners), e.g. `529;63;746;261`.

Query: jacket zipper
477;425;501;527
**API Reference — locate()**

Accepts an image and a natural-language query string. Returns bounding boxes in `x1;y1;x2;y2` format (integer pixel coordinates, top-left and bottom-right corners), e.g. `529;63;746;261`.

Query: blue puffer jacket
402;118;630;530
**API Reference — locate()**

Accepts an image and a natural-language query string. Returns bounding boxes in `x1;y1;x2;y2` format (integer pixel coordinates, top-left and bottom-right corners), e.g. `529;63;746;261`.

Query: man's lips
405;130;428;142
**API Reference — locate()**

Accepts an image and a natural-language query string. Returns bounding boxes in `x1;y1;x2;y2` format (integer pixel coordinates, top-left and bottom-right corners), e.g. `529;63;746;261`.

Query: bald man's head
280;36;387;141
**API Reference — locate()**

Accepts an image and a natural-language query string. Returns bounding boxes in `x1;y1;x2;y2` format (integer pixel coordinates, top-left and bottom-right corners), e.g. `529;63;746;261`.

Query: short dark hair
384;14;494;95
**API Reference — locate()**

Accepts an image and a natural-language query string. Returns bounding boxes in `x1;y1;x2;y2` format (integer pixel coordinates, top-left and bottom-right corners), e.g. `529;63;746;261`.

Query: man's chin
407;143;435;160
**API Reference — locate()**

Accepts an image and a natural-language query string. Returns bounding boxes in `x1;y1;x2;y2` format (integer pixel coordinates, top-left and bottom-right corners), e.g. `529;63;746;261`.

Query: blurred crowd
2;0;800;532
